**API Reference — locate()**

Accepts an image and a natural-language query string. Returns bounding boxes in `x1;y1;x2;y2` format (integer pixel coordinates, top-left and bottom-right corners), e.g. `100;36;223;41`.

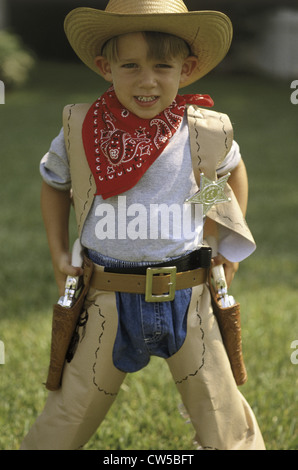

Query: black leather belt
103;247;212;275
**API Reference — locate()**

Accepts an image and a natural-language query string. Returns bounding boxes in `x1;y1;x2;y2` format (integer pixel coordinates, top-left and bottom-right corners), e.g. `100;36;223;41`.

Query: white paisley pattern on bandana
82;87;213;200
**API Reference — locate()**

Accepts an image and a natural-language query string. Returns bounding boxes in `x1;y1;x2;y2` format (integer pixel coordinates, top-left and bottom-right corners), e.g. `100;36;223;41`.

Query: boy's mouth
135;95;159;103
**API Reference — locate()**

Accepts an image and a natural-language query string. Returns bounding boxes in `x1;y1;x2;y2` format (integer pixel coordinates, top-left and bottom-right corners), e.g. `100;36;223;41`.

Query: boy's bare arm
41;181;83;296
217;159;248;285
204;159;249;287
226;158;248;216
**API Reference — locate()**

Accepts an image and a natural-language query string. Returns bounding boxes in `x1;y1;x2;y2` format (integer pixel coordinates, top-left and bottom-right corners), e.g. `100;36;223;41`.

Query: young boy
21;0;265;450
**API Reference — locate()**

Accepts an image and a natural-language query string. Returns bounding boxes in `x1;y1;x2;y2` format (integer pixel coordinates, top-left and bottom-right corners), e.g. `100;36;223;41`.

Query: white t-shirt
40;114;241;262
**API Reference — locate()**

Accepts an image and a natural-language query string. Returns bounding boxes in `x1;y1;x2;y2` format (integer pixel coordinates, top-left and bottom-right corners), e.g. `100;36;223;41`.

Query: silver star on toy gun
185;173;231;216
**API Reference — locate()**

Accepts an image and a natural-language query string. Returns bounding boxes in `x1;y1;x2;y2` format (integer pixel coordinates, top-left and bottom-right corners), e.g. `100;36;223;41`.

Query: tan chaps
20;283;265;450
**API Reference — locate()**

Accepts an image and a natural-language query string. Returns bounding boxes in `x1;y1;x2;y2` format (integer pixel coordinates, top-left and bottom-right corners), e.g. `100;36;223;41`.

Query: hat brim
64;8;233;87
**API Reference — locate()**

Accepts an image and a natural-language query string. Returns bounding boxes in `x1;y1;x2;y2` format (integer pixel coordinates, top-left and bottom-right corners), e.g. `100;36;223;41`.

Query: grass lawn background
0;61;297;450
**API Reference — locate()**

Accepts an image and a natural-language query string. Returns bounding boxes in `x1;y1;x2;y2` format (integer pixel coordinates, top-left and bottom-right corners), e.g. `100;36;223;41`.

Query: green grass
0;62;297;450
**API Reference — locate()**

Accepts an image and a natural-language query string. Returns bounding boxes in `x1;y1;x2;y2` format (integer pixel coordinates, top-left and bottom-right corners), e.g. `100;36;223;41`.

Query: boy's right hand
53;252;84;297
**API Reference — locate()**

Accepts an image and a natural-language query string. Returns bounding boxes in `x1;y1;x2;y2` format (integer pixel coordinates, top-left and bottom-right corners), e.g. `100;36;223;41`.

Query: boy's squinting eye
121;63;138;69
120;63;173;70
156;63;172;69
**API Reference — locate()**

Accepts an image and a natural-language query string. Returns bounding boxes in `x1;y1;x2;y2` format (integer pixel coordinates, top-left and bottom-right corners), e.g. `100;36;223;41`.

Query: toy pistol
58;239;83;308
206;235;236;308
212;263;236;308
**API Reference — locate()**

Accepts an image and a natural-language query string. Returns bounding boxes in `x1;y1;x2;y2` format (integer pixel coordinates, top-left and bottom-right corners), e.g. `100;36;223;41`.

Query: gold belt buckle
145;266;177;302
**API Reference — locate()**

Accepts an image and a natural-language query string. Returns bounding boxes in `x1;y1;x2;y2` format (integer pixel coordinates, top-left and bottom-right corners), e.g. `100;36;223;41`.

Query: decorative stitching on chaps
92;303;118;397
174;297;205;385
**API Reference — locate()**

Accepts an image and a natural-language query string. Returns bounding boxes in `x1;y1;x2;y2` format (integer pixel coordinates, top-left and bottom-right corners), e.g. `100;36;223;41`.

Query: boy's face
95;33;198;119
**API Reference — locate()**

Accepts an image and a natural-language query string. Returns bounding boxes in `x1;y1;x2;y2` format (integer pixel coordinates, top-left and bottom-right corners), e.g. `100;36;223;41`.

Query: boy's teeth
137;96;157;102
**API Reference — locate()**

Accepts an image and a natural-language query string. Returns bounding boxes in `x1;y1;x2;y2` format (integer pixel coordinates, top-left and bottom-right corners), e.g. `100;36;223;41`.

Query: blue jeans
87;250;192;372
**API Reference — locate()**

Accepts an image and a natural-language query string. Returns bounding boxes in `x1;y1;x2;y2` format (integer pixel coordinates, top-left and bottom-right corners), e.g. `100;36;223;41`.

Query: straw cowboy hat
64;0;233;86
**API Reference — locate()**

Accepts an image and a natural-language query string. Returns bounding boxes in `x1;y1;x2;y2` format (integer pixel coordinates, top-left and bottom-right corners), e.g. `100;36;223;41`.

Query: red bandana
82;87;213;199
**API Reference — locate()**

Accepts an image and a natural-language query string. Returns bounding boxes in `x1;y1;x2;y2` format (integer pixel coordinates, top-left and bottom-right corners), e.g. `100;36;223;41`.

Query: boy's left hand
212;254;239;288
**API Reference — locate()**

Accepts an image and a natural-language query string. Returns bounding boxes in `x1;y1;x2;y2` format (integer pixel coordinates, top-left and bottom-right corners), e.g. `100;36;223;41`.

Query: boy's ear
94;56;113;82
179;56;199;86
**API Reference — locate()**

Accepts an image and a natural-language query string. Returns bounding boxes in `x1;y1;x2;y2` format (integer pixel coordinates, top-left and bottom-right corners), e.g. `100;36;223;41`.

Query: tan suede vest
63;103;256;261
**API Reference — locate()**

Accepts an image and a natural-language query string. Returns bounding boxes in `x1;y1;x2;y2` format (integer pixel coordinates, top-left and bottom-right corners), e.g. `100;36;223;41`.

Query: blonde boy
21;0;265;450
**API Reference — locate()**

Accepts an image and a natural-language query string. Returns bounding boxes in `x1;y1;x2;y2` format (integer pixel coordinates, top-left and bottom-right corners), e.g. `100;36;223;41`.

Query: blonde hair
101;31;191;62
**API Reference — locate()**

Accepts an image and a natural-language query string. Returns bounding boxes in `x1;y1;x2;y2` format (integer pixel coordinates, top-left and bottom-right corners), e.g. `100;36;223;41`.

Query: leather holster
45;257;94;391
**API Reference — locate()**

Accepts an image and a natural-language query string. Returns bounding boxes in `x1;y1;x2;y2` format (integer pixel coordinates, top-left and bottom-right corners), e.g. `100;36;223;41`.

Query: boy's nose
138;69;157;89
